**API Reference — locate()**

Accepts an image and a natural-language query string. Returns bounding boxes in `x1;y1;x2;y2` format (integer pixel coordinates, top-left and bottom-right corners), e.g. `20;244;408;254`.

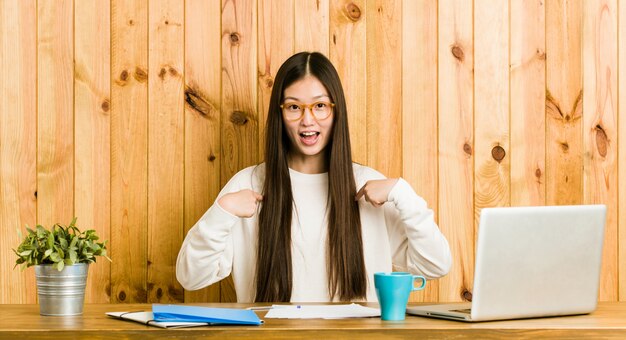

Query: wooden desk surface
1;302;626;339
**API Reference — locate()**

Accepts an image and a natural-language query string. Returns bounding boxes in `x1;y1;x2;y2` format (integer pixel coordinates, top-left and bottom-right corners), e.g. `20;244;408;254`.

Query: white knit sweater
176;163;452;302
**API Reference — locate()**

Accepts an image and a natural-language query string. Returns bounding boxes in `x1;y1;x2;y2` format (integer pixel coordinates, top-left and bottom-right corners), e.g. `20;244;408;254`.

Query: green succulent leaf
55;246;64;259
69;235;78;249
47;231;54;249
49;252;61;262
59;237;68;249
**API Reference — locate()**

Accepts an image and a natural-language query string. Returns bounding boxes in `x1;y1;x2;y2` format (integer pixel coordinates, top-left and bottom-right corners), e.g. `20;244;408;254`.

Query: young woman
176;52;452;303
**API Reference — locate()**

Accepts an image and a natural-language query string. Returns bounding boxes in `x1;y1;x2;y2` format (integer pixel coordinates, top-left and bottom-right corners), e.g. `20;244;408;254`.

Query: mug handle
412;275;426;291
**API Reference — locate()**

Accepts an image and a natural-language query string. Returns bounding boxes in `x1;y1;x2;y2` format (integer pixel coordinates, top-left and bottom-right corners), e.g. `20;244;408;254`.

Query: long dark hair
255;52;367;302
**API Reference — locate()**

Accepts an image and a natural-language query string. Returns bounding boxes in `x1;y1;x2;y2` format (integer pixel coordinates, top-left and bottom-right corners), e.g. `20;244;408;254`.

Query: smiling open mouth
299;131;320;146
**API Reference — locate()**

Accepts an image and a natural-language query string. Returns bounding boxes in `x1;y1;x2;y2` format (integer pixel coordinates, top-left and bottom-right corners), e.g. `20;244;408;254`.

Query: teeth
301;132;317;137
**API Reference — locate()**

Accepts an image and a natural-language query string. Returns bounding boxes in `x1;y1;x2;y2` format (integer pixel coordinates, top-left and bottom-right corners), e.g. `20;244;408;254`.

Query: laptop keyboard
451;308;471;314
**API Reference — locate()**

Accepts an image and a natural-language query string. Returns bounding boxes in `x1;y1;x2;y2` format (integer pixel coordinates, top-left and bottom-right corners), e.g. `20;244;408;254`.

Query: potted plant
13;218;111;316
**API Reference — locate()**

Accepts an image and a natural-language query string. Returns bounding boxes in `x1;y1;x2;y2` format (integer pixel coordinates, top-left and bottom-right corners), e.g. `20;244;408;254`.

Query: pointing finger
355;186;365;201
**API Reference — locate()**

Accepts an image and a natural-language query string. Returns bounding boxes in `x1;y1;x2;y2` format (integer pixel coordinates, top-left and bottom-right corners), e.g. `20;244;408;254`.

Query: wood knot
230;32;240;45
185;85;213;117
536;48;546;60
101;99;110;112
116;70;130;86
208;153;216;162
118;290;126;301
451;45;464;62
560;141;569;152
535;168;542;179
230;111;249;125
169;286;184;301
545;89;564;120
333;34;337;45
136;289;148;301
164;20;169;25
156;287;163;300
462;290;473;301
169;67;179;77
377;6;383;13
463;143;472;156
120;70;129;81
134;67;148;83
491;145;506;162
345;2;362;21
265;78;274;88
573;90;583;118
595;125;608;157
158;68;167;79
128;19;134;26
34;191;37;198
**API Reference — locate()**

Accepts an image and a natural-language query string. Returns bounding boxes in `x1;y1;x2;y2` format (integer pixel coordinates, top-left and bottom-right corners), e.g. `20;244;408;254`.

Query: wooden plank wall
583;0;618;302
0;0;625;304
74;0;111;303
110;0;148;303
0;0;37;303
437;0;474;303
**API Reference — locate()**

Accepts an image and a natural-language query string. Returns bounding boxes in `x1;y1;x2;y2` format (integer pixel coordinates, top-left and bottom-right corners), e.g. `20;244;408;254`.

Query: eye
314;102;328;109
286;103;301;111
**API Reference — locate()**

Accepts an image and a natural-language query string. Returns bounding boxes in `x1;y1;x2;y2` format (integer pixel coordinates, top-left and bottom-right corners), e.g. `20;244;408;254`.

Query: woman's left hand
355;178;399;207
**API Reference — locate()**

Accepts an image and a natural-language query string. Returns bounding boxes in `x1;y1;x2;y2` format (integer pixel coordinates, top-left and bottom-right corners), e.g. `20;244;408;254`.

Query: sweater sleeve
384;178;452;279
176;177;242;291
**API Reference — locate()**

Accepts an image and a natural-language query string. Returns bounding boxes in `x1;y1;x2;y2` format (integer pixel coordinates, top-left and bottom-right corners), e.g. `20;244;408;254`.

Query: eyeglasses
280;101;335;121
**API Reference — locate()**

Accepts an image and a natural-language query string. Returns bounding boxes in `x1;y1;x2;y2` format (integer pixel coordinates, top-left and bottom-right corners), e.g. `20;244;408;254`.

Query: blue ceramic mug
374;272;426;321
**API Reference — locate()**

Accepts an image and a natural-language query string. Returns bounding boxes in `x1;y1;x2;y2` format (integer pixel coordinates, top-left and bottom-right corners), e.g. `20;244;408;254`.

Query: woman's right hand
218;189;263;218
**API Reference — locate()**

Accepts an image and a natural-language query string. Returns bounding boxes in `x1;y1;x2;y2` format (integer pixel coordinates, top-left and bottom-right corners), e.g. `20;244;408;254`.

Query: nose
300;107;315;125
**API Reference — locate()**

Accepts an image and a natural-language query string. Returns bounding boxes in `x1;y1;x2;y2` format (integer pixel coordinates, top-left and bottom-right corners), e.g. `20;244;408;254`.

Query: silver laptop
407;204;606;322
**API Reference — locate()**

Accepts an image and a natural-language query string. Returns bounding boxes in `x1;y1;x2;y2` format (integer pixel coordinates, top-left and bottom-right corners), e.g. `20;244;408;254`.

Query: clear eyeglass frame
280;101;335;121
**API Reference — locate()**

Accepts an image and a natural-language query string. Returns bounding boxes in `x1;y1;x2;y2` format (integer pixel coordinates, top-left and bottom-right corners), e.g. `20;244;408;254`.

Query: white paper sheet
264;303;381;319
106;311;209;328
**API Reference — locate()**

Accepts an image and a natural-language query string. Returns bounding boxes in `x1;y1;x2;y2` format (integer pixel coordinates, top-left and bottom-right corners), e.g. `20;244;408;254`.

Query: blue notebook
152;304;263;325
